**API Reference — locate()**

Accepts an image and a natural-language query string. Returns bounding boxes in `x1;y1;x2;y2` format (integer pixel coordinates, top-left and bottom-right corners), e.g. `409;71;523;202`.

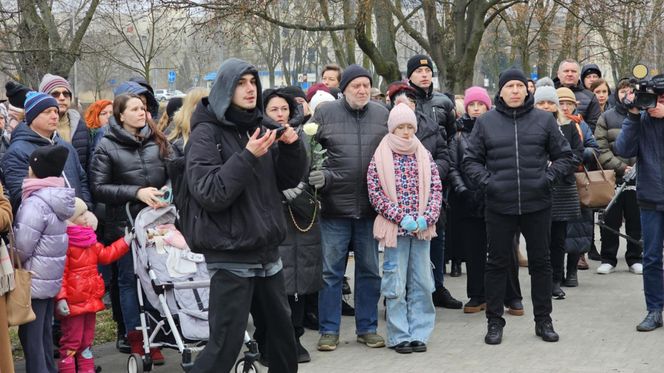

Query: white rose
302;122;319;136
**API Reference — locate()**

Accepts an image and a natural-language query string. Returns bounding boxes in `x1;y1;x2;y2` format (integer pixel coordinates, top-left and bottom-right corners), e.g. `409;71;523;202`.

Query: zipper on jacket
513;111;522;215
355;110;362;218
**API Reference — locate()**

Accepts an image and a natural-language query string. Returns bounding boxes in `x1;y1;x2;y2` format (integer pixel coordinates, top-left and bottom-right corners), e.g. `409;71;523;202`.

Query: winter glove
309;170;326;189
56;299;70;317
400;215;418;232
124;227;134;246
416;216;428;231
283;182;306;201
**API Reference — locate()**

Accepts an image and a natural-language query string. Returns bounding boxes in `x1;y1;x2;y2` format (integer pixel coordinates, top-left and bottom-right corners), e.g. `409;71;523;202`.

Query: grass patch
9;309;117;361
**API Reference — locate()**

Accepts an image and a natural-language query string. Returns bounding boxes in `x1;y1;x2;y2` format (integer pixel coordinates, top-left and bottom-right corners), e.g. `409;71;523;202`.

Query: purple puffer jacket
14;186;75;299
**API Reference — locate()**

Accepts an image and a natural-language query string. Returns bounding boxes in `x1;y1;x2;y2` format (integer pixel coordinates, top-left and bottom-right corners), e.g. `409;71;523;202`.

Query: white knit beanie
387;103;417;133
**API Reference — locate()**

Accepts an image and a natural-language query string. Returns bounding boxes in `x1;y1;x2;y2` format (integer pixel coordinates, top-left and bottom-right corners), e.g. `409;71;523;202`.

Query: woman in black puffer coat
251;88;321;364
533;87;584;299
89;93;170;364
449;87;522;313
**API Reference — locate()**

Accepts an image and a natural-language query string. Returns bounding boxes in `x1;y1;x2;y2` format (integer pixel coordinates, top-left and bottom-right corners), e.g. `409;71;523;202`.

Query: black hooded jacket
462;94;576;215
185;59;306;264
89;118;168;242
415;109;450;180
449;114;484;218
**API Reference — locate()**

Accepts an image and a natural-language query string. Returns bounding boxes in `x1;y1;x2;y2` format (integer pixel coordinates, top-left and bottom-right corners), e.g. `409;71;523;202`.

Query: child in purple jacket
14;143;75;373
367;103;442;354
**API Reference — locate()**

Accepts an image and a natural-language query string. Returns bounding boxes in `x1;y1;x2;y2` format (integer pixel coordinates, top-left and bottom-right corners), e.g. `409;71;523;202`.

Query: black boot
341;299;355;316
450;261;462;277
432;287;462;309
535;320;559;342
484;320;504;345
297;339;311;363
342;277;352;295
564;255;579;287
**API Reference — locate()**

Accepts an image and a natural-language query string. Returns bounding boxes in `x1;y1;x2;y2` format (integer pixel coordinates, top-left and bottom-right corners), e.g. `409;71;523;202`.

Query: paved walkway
14;230;664;372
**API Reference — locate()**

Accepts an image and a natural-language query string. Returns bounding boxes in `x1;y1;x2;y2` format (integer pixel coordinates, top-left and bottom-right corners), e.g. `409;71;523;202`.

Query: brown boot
577;254;589;270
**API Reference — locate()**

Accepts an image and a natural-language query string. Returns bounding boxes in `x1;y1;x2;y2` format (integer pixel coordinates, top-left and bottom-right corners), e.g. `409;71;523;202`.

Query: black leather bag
286;184;320;232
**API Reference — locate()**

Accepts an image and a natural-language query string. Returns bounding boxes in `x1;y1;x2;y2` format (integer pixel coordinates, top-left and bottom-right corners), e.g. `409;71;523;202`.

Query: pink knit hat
387;103;417;133
463;86;491;112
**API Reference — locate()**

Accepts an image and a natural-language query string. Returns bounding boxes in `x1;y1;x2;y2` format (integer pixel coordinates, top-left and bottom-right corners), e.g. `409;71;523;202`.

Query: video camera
625;64;664;110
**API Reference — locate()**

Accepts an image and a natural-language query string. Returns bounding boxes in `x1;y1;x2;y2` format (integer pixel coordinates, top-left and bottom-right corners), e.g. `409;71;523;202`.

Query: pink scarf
373;133;437;248
67;225;98;247
21;177;65;201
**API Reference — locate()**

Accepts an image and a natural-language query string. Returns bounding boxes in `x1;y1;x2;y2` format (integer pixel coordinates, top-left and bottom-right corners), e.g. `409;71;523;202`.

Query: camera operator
614;83;664;332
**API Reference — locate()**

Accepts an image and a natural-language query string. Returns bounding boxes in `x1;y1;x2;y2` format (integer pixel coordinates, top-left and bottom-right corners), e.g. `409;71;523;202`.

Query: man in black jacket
186;58;306;373
554;59;602;131
406;54;462;309
309;64;388;352
464;68;575;345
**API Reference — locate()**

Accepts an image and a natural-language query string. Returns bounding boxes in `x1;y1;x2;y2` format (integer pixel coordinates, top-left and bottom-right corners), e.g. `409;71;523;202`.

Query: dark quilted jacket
89;118;168;242
67;110;92;171
449;115;484;218
312;98;388;219
462;95;576;215
410;82;456;141
595;103;636;182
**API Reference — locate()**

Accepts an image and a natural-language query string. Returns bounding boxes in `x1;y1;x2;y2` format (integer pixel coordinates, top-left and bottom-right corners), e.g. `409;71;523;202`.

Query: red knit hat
306;82;330;102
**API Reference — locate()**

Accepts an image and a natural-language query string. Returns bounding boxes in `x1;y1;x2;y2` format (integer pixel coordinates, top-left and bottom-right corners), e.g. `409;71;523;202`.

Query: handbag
575;152;616;208
286;184;320;233
4;231;36;326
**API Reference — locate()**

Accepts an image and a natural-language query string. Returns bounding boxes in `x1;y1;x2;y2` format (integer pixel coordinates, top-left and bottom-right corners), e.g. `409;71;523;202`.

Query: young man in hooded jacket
186;58;306;373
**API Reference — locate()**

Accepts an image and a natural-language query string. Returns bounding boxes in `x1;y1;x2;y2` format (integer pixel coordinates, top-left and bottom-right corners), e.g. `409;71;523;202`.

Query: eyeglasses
50;90;72;99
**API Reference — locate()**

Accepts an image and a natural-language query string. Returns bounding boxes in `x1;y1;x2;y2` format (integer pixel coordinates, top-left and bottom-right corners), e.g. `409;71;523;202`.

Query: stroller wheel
234;358;261;373
127;353;144;373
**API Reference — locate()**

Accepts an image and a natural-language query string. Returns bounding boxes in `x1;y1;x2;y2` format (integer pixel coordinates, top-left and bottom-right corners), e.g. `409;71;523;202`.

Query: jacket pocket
381;261;403;299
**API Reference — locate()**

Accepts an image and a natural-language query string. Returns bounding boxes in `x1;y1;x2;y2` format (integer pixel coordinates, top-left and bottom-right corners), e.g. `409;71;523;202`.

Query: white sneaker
596;263;615;274
629;263;643;274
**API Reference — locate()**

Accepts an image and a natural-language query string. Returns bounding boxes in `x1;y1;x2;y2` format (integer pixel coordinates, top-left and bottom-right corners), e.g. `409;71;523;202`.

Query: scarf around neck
226;105;261;132
372;133;436;248
21;176;65;202
67;225;98;247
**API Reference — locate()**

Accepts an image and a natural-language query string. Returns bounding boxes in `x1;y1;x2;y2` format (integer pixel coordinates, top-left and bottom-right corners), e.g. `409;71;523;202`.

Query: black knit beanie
498;68;528;91
29;145;69;179
339;64;372;93
407;54;434;78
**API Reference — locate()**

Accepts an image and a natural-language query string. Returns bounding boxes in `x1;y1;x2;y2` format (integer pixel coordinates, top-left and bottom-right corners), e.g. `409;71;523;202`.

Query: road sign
168;70;176;83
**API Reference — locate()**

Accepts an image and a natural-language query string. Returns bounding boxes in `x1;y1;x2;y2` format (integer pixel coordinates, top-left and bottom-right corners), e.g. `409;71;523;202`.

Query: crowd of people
0;53;662;373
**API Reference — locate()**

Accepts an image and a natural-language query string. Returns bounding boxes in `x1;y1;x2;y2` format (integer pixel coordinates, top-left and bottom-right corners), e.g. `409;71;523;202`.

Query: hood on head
32;187;76;221
581;64;601;81
208;58;262;124
114;81;159;118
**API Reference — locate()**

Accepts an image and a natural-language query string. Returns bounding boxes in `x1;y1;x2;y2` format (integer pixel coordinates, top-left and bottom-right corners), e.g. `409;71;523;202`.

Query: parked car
154;89;186;102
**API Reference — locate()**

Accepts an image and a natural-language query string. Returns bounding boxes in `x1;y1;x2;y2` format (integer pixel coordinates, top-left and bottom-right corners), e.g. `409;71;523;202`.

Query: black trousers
192;269;297;373
600;189;642;266
462;216;521;302
254;294;305;358
485;208;553;324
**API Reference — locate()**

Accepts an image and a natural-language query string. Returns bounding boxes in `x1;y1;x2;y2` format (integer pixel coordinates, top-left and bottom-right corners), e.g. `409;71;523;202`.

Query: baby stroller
125;204;261;372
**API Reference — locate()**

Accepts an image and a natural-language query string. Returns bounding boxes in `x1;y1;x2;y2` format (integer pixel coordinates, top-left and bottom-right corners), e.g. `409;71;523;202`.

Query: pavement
14;226;664;373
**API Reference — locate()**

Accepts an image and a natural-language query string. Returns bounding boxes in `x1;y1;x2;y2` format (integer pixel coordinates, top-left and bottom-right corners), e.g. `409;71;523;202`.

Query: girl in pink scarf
367;103;442;353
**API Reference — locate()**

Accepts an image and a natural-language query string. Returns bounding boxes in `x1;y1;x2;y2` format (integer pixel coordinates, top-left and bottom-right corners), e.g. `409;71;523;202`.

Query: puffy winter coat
65;109;92;172
595;102;636;182
410;82;456;141
615;111;664;210
185;59;306;264
551;122;583;222
14;186;75;299
554;78;602;132
449;115;484;218
56;236;128;316
463;95;575;215
312;98;388;219
416;109;450;181
2;121;91;211
89;118;168;242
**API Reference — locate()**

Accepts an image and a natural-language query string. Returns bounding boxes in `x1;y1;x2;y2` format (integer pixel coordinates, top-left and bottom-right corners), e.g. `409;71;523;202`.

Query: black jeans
462;216;521;302
600;189;642;266
485;208;553;324
192;269;297;373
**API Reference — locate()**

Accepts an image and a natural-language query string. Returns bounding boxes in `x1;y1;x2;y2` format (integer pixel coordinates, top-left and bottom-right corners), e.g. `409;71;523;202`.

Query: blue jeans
117;249;141;332
640;209;664;312
318;218;380;335
382;237;435;347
